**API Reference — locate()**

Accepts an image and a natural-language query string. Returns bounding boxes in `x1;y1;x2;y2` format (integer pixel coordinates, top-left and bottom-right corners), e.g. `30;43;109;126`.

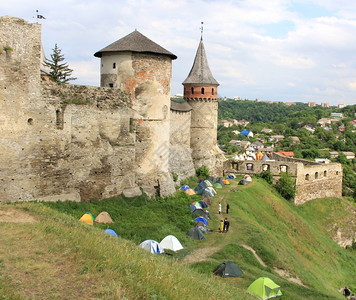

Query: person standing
226;203;230;214
219;219;224;233
218;202;221;215
224;218;230;232
344;287;351;298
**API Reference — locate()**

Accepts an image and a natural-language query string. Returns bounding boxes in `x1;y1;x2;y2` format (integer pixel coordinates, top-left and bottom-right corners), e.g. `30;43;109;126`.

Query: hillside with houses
217;100;356;199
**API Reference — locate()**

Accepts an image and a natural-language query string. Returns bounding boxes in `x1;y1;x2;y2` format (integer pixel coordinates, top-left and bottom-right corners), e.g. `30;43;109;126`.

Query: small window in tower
27;118;33;125
191;87;194;94
56;109;64;129
212;88;214;95
201;87;205;94
113;62;116;69
109;83;114;88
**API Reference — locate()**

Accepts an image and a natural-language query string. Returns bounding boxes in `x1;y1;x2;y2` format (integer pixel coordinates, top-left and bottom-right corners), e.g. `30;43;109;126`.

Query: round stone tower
94;30;177;196
182;34;224;175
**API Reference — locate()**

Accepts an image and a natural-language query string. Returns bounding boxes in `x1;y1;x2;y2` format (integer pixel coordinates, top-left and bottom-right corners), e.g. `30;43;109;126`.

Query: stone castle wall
169;110;195;182
226;156;343;205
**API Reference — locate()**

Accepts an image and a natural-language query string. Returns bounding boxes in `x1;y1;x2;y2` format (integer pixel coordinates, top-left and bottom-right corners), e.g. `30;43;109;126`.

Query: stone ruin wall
226;156;343;205
169;110;195;183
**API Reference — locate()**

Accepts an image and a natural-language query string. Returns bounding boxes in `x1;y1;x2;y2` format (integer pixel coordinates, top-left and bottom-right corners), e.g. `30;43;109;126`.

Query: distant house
343;152;355;160
269;135;284;142
321;102;330;108
290;136;300;144
236;119;250;127
241;130;253;138
285;102;296;106
338;124;345;132
250;141;264;150
315;158;331;164
239;141;251;149
317;118;331;126
330;151;338;158
308;102;316;107
261;127;273;133
218;120;232;127
232;130;240;135
303;125;315;133
229;140;238;145
278;151;294;157
331;112;343;118
338;104;346;108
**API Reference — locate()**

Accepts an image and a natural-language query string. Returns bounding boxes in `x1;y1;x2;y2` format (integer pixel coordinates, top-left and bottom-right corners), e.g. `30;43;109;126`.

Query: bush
274;172;296;200
256;170;273;185
172;173;178;182
195;166;210;179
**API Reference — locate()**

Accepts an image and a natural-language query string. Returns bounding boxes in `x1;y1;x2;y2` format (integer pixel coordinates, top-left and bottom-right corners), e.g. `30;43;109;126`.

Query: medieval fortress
0;16;342;205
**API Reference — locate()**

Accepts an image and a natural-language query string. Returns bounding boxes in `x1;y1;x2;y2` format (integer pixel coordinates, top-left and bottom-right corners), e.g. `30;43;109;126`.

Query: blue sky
2;0;356;105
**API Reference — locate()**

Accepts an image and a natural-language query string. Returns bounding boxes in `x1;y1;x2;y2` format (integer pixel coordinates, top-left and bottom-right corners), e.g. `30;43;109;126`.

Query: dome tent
104;229;118;237
79;212;95;225
246;277;282;300
186;227;206;240
139;240;164;254
159;235;184;252
95;211;113;224
213;261;243;278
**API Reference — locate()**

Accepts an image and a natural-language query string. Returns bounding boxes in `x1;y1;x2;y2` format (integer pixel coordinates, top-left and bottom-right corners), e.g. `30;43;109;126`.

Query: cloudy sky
2;0;356;105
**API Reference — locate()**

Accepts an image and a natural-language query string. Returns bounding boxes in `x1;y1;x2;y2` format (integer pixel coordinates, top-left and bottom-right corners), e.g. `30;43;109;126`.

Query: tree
275;172;296;200
44;44;77;83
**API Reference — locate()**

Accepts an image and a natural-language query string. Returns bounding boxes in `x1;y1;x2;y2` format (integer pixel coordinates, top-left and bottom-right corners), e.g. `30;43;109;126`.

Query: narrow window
27;118;33;125
109;83;114;88
201;87;205;94
191;87;194;94
315;172;319;179
246;163;253;171
305;174;310;181
113;62;116;69
336;171;339;175
324;170;327;177
56;110;64;129
212;88;214;95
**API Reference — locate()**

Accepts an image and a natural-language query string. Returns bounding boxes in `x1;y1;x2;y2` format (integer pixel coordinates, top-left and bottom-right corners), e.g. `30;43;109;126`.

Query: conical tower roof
94;30;177;59
183;37;219;86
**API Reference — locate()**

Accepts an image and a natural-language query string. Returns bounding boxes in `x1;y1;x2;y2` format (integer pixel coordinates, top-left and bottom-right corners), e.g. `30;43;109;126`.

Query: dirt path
181;245;222;264
0;207;37;223
241;244;267;267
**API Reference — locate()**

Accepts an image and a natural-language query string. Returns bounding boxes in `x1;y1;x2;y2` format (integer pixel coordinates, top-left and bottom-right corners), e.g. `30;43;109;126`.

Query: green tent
186;227;206;240
213;183;223;189
213;261;243;278
246;277;282;300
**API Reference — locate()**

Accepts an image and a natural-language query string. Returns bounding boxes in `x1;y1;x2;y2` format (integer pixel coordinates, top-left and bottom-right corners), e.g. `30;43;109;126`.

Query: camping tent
261;154;270;161
222;179;230;185
213;183;223;189
244;175;252;182
194;217;208;226
159;235;184;252
79;212;95;225
213;261;243;278
185;188;195;195
95;211;113;224
180;185;190;191
239;178;249;185
103;229;118;237
198;200;208;208
193;209;209;219
139;240;164;254
217;178;225;186
227;174;236;179
203;197;211;205
246;277;282;300
186;227;206;240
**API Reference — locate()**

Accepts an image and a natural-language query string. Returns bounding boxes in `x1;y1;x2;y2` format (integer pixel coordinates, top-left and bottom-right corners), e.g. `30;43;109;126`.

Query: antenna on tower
200;21;204;39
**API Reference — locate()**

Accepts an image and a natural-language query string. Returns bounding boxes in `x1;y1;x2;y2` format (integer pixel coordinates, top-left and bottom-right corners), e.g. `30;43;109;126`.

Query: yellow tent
79;212;94;225
185;189;196;196
256;151;263;160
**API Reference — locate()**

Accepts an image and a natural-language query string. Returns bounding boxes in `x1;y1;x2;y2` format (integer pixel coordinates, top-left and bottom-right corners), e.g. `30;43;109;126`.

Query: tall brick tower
183;30;225;175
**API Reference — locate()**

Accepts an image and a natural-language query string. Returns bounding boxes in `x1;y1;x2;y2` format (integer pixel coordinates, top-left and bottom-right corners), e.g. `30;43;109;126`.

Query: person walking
219;219;224;233
344;287;351;298
226;203;230;214
218;202;221;215
224;217;230;232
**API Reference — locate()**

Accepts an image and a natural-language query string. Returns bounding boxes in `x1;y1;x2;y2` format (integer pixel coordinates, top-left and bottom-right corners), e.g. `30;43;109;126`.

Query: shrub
256;170;273;185
172;173;178;182
195;166;210;179
274;172;296;200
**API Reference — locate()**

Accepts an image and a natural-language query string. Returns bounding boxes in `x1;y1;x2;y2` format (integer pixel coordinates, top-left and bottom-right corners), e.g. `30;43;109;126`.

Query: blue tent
199;200;208;208
189;204;197;212
104;229;118;237
194;217;208;226
180;185;190;191
227;174;235;179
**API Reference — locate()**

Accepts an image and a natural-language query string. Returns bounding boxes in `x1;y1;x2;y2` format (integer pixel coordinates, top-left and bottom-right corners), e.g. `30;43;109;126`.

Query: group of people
218;202;230;233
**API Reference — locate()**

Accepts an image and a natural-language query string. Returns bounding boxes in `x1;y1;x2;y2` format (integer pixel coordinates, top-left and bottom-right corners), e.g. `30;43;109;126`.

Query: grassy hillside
1;178;355;299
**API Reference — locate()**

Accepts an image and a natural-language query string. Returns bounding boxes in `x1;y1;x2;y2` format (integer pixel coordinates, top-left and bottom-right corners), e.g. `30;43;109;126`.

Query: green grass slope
1;178;355;299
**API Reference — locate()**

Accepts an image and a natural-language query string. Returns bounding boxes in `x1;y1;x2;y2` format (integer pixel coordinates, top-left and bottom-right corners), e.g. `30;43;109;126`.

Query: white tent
139;240;164;254
159;235;184;252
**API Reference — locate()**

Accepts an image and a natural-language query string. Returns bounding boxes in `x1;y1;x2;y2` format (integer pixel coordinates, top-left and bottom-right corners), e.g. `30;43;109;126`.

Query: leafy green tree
196;166;210;179
257;170;273;184
44;44;77;83
275;172;296;200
